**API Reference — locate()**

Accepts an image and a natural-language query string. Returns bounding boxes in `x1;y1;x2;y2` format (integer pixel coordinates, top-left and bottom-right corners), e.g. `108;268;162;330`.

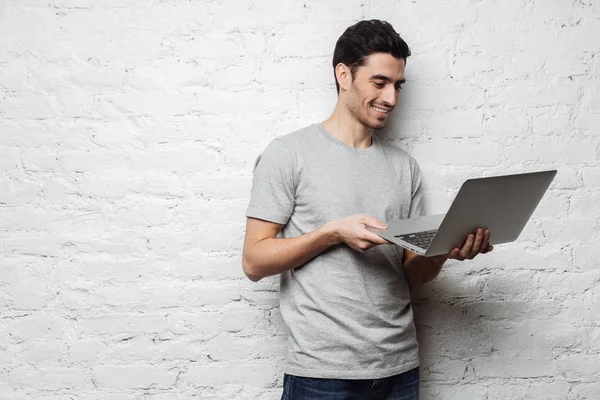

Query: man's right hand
325;214;390;252
243;214;390;282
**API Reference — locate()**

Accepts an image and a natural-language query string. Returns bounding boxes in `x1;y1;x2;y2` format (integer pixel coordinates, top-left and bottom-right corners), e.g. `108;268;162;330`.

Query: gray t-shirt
246;123;423;379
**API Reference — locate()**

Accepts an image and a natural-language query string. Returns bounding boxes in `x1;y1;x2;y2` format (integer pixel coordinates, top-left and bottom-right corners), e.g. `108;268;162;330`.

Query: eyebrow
370;74;406;85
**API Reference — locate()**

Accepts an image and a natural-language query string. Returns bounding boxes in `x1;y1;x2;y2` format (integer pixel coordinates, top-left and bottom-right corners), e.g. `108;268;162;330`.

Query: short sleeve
246;139;296;225
408;160;424;218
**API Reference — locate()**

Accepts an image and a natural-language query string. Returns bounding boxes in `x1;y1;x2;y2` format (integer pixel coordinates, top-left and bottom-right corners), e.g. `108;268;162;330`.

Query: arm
242;214;389;282
402;228;494;291
402;250;448;291
242;217;336;282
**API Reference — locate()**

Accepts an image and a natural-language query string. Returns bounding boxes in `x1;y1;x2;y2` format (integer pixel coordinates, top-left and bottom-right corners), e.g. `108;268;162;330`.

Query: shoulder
272;124;319;151
259;124;319;163
255;124;318;169
376;139;423;190
377;139;420;170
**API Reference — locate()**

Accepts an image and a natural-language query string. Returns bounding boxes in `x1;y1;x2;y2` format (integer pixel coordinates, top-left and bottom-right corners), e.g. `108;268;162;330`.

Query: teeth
372;106;390;114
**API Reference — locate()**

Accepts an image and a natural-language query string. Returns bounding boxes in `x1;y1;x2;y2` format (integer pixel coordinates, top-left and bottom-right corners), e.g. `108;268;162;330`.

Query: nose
381;84;398;107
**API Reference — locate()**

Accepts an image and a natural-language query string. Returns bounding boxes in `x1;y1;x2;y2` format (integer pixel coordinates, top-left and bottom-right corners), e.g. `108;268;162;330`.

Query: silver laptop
368;170;557;256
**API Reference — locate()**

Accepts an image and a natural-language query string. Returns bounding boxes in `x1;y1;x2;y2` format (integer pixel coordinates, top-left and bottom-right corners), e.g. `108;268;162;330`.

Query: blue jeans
281;367;419;400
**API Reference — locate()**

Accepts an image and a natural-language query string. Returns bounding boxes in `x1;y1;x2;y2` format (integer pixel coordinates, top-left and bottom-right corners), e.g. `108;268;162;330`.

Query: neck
321;102;373;149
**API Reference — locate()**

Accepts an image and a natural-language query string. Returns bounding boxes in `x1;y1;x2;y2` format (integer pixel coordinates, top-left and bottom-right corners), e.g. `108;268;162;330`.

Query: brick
530;106;576;136
574;111;600;131
9;278;50;310
450;53;493;80
488;83;580;108
152;338;210;363
189;175;252;201
404;84;485;111
465;299;560;322
569;383;600;399
78;232;150;257
42;176;78;204
54;256;172;284
240;286;279;308
425;109;484;138
78;171;145;198
0;392;28;400
92;365;177;389
68;339;105;363
472;352;558;378
204;336;253;361
506;141;597;165
2;234;64;258
484;107;530;137
130;145;221;173
0;148;21;174
533;190;570;218
486;382;570;400
147;230;197;257
61;151;130;173
558;353;600;378
80;314;170;336
420;357;467;381
582;167;600;189
420;383;487;400
21;340;64;364
186;361;279;387
9;366;88;390
569;192;600;218
540;218;597;244
185;281;242;307
551;167;582;190
167;309;263;337
411;140;500;167
573;244;600;270
175;254;244;280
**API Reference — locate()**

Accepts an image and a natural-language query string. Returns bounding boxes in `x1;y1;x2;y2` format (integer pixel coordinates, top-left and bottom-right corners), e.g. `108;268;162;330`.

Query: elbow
242;255;263;282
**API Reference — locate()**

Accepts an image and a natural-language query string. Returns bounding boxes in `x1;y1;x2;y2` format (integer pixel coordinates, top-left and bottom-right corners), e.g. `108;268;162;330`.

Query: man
243;20;492;400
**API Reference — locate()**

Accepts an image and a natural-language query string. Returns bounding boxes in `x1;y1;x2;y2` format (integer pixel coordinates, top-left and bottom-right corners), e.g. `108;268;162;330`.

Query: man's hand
402;228;493;290
447;228;494;261
325;214;390;252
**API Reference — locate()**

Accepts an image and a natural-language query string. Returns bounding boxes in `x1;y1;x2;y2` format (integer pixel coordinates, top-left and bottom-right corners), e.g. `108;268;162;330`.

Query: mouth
371;104;392;116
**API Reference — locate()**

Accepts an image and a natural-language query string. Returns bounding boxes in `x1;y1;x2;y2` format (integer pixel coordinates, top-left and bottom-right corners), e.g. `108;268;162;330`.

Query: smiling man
243;20;492;400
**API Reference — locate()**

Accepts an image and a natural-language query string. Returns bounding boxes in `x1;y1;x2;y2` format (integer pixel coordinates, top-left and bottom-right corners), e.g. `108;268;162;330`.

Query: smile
372;105;391;114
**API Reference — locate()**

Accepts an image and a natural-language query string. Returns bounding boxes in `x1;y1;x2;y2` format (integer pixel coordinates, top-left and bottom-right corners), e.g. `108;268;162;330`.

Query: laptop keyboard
395;230;437;249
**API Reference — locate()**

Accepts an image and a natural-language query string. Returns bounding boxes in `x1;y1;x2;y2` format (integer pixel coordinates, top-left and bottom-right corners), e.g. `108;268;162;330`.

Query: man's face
344;53;405;130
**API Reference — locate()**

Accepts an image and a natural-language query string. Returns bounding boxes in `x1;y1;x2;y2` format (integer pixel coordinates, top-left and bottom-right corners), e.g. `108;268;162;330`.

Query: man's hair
332;20;411;93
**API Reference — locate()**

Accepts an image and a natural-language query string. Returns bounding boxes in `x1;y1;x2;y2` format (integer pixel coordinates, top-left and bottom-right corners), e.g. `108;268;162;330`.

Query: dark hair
332;20;411;93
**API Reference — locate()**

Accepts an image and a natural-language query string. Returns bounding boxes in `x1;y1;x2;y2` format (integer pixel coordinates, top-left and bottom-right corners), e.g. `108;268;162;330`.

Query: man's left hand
447;228;493;261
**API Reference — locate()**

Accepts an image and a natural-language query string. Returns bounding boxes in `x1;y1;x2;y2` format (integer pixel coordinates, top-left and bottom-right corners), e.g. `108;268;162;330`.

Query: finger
364;231;392;245
358;240;380;252
459;234;474;259
473;228;484;252
447;248;461;260
361;215;388;230
353;240;369;252
480;229;490;254
468;229;484;259
482;244;494;254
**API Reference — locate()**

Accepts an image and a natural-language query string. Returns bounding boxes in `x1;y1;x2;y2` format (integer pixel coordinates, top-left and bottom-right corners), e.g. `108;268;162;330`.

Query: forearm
403;254;448;291
243;223;339;282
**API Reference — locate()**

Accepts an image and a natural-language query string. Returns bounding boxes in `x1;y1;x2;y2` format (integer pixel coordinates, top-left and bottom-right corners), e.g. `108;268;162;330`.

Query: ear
335;63;352;92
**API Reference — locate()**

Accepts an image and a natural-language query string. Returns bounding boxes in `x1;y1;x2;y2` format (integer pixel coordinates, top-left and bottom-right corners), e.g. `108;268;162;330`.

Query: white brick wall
0;0;598;398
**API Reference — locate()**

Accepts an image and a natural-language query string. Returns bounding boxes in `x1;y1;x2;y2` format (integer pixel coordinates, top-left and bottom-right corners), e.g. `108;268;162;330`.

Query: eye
374;82;385;89
395;84;403;91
